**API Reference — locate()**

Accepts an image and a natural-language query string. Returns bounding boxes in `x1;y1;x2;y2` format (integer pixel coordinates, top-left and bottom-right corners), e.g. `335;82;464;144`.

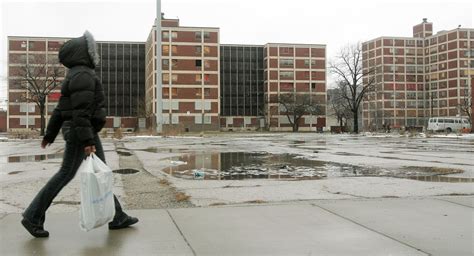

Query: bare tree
458;87;472;124
279;92;323;132
328;88;351;132
258;98;271;131
19;55;61;135
330;43;375;133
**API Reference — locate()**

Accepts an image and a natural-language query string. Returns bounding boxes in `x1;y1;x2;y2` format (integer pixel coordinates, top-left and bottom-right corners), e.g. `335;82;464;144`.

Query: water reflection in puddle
161;152;472;182
162;152;336;180
4;153;64;163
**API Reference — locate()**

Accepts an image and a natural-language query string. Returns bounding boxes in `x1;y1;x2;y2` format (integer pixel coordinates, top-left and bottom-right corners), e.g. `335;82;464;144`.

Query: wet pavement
158;151;471;182
1;196;472;256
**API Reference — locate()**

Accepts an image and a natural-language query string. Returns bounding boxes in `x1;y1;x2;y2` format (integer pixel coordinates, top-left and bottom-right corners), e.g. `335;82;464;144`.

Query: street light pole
155;0;163;133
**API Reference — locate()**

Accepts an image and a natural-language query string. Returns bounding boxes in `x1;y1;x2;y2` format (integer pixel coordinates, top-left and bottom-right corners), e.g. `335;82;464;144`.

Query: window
281;47;290;54
162;59;169;67
163;45;169;54
195;101;202;110
171;115;179;124
171;101;179;110
195;46;202;54
203;32;210;39
163;31;169;39
20;104;35;113
195;60;202;68
204;88;210;97
280;71;293;79
171;88;178;97
171;32;178;39
204;46;210;54
204;60;211;69
311;83;316;90
195;74;202;82
204;115;211;124
172;74;178;82
195;31;201;41
204;74;210;83
172;59;178;68
279;59;293;66
162;100;170;110
163;88;169;97
172;46;177;54
163;74;169;82
204;101;211;110
20;117;35;125
195;115;202;124
162;114;170;124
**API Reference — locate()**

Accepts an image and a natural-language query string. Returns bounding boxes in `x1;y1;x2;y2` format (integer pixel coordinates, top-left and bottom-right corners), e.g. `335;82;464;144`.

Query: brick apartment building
6;16;327;133
7;36;145;131
362;19;474;130
145;18;220;133
264;43;327;131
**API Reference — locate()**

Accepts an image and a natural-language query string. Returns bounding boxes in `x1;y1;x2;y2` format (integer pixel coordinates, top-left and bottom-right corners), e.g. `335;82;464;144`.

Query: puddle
334;152;364;157
162;152;337;180
5;153;64;163
160;152;472;182
138;147;186;153
407;176;473;183
116;151;133;156
113;168;140;175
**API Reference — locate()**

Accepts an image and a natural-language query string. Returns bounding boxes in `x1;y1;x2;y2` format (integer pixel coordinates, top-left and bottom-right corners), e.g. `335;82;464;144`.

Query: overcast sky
1;0;473;106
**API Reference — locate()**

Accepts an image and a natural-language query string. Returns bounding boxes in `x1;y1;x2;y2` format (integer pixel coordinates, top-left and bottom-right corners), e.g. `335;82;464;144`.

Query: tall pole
155;0;163;133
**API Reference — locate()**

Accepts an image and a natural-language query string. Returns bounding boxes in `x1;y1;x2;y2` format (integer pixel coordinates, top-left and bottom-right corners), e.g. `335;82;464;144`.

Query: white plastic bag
79;153;115;231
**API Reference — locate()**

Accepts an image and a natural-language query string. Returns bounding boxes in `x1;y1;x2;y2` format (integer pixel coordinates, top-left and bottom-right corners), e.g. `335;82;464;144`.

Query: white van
427;117;472;133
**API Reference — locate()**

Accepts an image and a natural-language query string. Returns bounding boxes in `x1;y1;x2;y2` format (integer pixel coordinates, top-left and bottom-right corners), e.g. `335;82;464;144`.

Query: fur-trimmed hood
58;31;100;69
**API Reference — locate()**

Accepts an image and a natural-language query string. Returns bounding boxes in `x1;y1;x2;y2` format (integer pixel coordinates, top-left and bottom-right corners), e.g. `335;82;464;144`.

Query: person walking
21;31;138;238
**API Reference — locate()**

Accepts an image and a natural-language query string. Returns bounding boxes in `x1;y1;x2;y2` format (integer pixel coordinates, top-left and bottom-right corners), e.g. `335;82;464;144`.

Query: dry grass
9;129;40;139
100;129;108;138
159;179;171;186
113;128;123;139
403;166;463;175
175;192;191;202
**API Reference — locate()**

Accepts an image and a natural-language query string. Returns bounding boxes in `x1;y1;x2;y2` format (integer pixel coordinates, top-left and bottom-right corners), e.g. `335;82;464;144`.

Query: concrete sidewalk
0;196;472;256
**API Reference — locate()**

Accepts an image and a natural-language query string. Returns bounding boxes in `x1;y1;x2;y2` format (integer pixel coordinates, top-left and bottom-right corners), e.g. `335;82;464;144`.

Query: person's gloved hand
84;145;96;156
41;139;51;149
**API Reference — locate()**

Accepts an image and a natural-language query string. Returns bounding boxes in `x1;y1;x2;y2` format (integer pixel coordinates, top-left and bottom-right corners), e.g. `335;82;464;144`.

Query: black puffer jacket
43;31;106;146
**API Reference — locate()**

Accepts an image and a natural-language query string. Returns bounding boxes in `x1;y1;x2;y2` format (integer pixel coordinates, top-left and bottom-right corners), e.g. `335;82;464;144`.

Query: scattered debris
159;179;171;186
175;192;191;202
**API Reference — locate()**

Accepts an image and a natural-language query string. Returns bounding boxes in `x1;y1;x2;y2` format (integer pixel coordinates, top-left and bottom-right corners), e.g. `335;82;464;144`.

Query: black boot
21;218;49;238
108;216;139;230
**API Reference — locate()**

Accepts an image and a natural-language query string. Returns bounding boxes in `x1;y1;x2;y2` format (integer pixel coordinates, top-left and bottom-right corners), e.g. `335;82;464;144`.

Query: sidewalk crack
166;210;197;256
311;203;431;256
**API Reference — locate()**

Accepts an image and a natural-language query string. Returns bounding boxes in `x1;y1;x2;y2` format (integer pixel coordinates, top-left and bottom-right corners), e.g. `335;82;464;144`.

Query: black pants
23;130;125;226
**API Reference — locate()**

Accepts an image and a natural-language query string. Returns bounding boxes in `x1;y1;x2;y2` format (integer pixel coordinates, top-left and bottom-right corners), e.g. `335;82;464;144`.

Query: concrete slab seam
433;198;473;209
166;210;197;256
0;213;10;220
311;203;432;256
